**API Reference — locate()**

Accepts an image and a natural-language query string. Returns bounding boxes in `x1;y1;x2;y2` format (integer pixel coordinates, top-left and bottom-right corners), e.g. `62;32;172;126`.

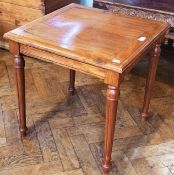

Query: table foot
20;127;28;137
141;112;148;121
102;160;112;173
68;88;76;96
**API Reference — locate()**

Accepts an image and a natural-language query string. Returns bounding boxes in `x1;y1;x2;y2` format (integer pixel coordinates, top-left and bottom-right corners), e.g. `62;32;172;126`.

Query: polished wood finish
4;5;169;73
69;69;76;96
141;43;161;120
4;4;170;172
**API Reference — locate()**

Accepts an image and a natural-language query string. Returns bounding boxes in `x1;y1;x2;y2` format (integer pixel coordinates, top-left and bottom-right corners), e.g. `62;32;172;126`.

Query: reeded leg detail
68;69;76;96
102;85;120;173
141;44;161;120
14;55;27;136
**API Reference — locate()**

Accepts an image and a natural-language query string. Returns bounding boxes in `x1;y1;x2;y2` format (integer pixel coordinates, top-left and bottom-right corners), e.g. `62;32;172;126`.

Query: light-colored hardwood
3;3;170;173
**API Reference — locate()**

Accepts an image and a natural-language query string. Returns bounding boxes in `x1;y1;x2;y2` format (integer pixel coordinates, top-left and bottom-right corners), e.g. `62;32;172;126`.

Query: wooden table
4;4;169;173
94;0;174;43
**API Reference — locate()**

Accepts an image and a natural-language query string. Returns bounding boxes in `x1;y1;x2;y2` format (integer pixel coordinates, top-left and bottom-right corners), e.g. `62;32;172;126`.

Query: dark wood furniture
4;4;169;173
94;0;174;45
0;0;79;48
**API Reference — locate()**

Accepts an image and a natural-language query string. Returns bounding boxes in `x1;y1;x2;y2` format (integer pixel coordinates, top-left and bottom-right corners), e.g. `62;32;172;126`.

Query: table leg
141;44;161;120
68;69;76;96
102;85;120;173
14;54;27;136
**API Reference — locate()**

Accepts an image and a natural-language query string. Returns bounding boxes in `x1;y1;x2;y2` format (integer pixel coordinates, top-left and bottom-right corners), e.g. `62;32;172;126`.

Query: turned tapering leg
68;69;76;96
141;44;161;120
102;85;120;173
14;55;27;136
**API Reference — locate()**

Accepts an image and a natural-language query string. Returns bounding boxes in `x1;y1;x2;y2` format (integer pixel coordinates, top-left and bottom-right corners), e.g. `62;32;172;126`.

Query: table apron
20;44;106;80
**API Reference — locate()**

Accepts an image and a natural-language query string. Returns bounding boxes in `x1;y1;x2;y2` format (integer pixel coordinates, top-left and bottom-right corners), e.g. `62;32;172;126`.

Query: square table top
4;3;170;73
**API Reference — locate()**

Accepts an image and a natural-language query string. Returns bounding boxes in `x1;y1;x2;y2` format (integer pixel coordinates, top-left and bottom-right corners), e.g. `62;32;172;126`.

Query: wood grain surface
4;4;170;73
